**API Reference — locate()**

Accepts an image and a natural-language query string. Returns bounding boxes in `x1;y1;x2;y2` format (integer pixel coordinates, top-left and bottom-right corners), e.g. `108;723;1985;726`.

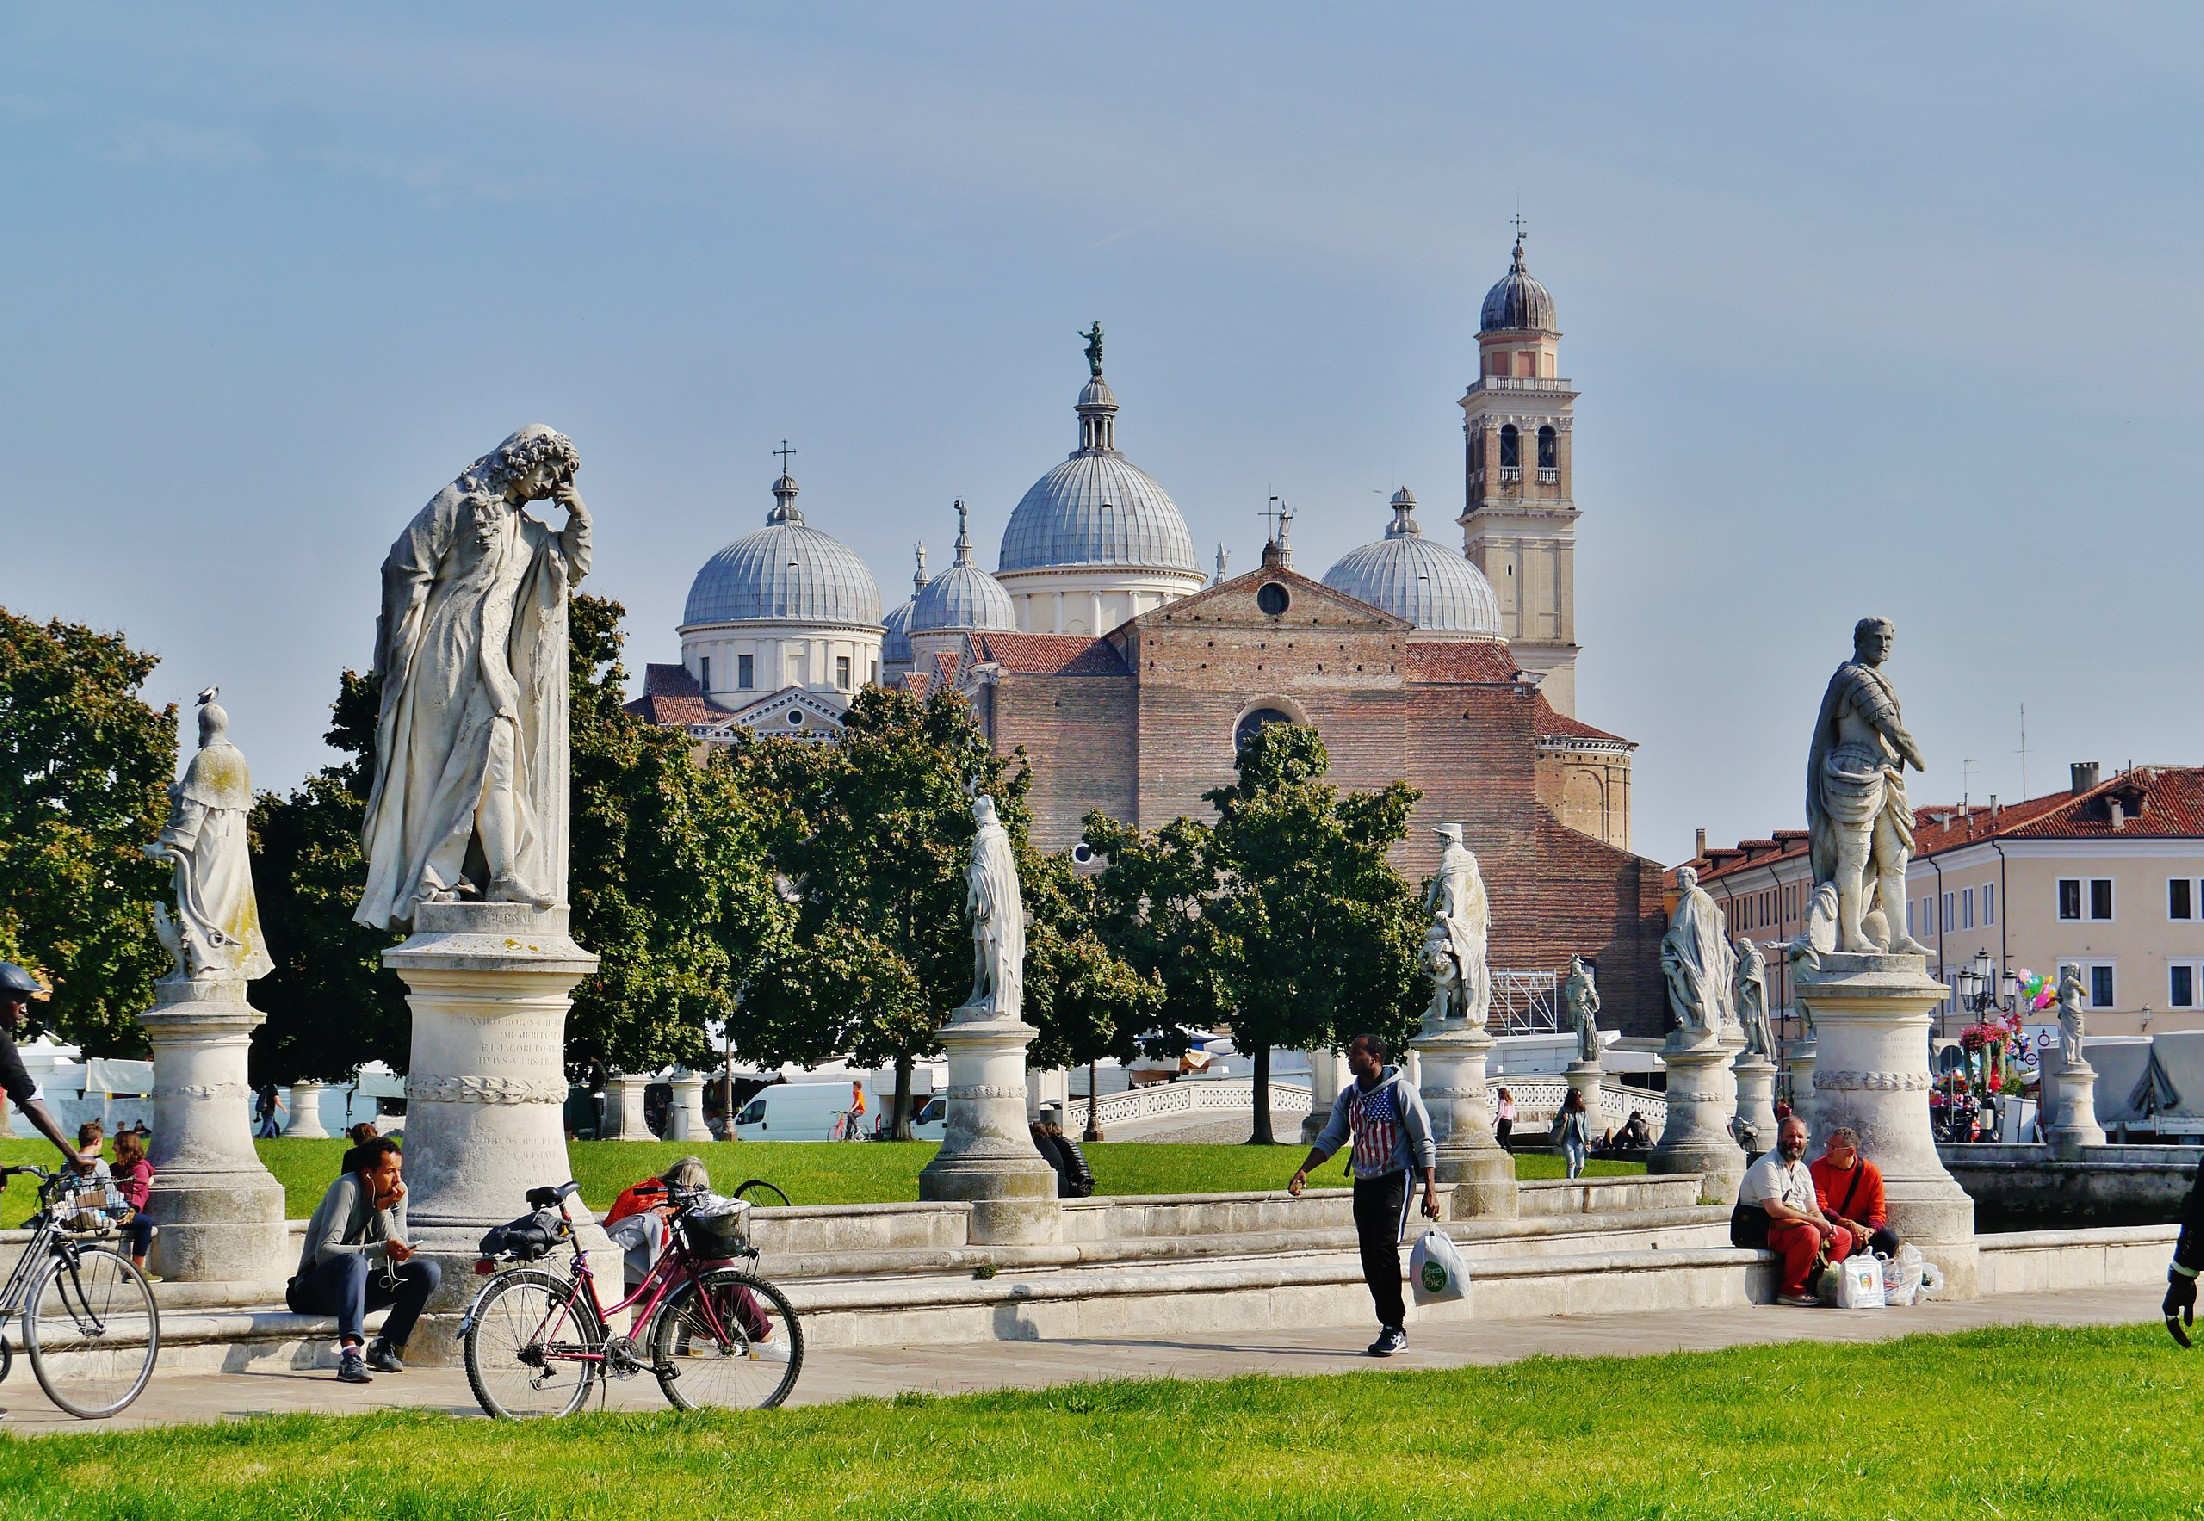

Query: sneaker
746;1337;793;1364
364;1338;405;1374
1777;1293;1820;1308
1366;1326;1408;1357
336;1348;374;1384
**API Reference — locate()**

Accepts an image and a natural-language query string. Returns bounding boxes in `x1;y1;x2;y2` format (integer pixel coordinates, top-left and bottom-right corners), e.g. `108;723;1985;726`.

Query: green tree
1020;850;1165;1092
0;610;175;1054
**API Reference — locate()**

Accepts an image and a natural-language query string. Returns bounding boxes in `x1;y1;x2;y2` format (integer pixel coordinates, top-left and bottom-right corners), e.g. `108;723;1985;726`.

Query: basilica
628;237;1672;1031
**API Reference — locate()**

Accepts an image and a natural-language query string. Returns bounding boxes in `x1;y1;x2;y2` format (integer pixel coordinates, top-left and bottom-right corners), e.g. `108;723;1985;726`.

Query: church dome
1479;234;1557;334
914;502;1017;633
1322;487;1503;637
998;363;1199;575
683;472;883;629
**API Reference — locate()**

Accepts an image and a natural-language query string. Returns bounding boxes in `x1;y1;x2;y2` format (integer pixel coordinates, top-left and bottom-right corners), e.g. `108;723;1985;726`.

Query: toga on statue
1424;824;1491;1024
1563;955;1602;1064
1734;937;1775;1060
145;689;272;982
1662;866;1736;1039
356;426;591;932
1807;616;1930;955
963;794;1025;1020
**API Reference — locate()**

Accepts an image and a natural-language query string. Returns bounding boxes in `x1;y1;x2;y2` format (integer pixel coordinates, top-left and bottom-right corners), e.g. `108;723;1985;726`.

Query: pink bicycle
459;1181;803;1419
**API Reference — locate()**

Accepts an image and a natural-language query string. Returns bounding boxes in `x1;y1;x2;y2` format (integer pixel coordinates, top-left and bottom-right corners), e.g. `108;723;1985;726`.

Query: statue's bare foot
1886;936;1932;956
487;874;554;909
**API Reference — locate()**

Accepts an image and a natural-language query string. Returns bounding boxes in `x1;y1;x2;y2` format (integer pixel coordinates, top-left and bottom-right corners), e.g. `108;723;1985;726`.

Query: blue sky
5;4;2202;863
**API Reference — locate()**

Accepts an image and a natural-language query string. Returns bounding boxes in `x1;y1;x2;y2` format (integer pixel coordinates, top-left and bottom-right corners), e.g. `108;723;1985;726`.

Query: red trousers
1767;1219;1854;1296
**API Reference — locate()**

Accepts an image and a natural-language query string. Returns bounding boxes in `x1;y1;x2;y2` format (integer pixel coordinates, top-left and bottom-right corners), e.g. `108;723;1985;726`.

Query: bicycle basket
679;1195;751;1259
58;1178;127;1236
478;1206;568;1262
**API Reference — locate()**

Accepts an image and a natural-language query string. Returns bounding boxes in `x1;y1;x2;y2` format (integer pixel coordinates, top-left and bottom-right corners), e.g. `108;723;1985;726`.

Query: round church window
787;709;805;727
1235;707;1294;753
1256;581;1291;616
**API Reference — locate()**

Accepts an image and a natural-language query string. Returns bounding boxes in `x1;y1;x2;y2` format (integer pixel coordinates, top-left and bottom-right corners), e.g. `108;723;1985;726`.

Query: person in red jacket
111;1129;159;1278
1809;1125;1900;1258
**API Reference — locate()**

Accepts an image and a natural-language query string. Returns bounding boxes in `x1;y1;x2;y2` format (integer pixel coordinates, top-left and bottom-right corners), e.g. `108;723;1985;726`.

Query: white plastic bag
1837;1253;1885;1309
1883;1243;1925;1307
1918;1258;1946;1300
1409;1228;1469;1305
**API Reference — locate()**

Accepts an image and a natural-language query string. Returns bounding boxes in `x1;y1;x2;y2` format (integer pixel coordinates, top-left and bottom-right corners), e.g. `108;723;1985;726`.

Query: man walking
1288;1033;1440;1356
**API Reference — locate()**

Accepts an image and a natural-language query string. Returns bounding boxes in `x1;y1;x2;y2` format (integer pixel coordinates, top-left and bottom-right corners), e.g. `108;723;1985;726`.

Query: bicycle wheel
463;1269;603;1421
24;1246;158;1419
733;1180;790;1208
649;1269;803;1410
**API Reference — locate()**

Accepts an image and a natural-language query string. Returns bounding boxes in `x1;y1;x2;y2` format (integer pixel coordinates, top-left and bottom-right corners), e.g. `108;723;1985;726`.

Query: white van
733;1082;871;1142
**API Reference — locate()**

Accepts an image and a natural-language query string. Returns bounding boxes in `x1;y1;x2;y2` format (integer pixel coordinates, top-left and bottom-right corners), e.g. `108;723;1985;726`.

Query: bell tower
1459;225;1581;715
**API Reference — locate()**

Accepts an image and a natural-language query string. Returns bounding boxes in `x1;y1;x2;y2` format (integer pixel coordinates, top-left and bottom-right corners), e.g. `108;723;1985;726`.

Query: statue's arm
151;797;206;856
555;484;593;582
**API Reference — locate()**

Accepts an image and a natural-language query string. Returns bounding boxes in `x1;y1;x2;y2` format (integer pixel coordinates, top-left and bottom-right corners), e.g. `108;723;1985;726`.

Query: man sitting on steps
287;1137;442;1384
1738;1115;1852;1306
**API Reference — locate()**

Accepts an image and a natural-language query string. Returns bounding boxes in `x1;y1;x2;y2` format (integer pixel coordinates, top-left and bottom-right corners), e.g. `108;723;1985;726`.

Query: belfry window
1537;425;1557;469
1499;426;1519;468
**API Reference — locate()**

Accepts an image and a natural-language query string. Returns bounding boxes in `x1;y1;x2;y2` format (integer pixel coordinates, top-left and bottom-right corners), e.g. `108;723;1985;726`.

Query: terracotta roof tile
1401;641;1519;684
969;632;1130;676
1530;693;1633;746
626;662;737;728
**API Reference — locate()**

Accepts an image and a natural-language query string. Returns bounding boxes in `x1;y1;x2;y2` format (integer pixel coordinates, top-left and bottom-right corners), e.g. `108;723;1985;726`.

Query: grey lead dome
914;502;1016;633
998;370;1199;575
1322;488;1503;637
683;472;884;629
1479;235;1557;334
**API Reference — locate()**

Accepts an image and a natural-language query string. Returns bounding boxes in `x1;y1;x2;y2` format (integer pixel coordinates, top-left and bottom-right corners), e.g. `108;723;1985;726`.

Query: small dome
913;502;1016;633
999;360;1199;575
683;472;884;628
1322;487;1503;637
1479;235;1557;334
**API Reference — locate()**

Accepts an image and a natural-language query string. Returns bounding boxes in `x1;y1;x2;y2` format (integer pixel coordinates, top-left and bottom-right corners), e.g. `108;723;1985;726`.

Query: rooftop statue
356;426;592;931
963;794;1025;1021
1423;824;1491;1024
1734;936;1775;1059
1563;955;1602;1065
145;689;272;982
1661;866;1736;1039
1080;321;1104;379
1806;617;1930;955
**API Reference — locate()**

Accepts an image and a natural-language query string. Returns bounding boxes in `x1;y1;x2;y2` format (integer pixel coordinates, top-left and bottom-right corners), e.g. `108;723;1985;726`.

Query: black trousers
1351;1171;1411;1330
289;1255;443;1347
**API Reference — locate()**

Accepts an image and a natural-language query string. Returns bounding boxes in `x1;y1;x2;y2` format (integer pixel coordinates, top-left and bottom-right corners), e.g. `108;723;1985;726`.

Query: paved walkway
0;1283;2163;1435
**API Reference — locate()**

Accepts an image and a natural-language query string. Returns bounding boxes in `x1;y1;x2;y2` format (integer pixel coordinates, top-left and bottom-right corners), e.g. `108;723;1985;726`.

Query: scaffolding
1487;970;1561;1034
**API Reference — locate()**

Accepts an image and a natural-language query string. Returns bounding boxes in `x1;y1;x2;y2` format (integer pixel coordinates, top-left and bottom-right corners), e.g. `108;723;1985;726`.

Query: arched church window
1499;425;1519;468
1235;707;1294;754
1537;425;1557;469
1255;581;1291;616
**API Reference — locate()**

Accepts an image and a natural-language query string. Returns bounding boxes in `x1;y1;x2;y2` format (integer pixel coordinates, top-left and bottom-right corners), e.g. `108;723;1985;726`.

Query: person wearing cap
0;965;100;1171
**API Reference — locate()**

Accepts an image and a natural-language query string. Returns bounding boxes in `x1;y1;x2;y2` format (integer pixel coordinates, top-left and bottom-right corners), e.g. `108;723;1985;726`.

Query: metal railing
1501;1079;1668;1135
1065;1078;1312;1135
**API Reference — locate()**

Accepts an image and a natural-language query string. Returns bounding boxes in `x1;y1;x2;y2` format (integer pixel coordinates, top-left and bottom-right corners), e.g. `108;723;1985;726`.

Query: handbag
1729;1202;1770;1249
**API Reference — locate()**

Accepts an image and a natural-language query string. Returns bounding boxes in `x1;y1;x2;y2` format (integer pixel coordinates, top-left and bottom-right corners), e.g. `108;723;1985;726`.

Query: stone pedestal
1563;1060;1604;1136
605;1073;653;1139
1301;1048;1343;1144
2049;1056;2107;1158
666;1069;709;1142
283;1080;330;1139
138;978;289;1283
1650;1030;1745;1204
919;1004;1060;1245
1732;1055;1780;1157
1715;1024;1747;1133
1782;1038;1819;1137
383;902;616;1362
1413;1021;1517;1219
1797;950;1978;1296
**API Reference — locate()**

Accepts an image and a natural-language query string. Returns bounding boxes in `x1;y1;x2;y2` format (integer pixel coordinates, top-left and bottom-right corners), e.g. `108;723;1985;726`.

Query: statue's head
1735;935;1755;956
973;794;1000;828
195;687;228;747
1676;865;1699;892
485;425;580;501
1569;953;1590;975
1433;823;1464;847
1853;616;1894;663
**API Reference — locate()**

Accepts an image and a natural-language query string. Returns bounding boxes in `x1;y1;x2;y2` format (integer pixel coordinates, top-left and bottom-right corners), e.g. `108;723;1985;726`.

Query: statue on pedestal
1562;955;1602;1065
1734;937;1775;1060
1424;824;1491;1024
145;690;272;983
2058;965;2088;1067
356;426;591;931
1806;617;1930;955
963;795;1025;1020
1661;866;1735;1039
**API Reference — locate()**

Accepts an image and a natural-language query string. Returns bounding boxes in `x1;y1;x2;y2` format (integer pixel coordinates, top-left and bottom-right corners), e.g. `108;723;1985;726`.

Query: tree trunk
892;1052;915;1141
1249;1044;1276;1145
1083;1058;1103;1143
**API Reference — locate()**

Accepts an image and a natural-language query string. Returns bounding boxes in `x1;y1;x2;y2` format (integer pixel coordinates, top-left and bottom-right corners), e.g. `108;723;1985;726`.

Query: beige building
1693;763;2204;1039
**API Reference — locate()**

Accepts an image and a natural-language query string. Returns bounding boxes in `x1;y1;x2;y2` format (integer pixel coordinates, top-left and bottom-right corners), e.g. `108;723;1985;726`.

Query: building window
1960;888;1974;931
699;656;711;695
1983;884;1996;925
1235;707;1295;753
2091;879;2114;921
1537;425;1557;468
836;655;852;691
1499;425;1520;468
2057;879;2081;920
1256;581;1291;616
738;654;755;690
2174;879;2196;921
870;659;880;685
1941;893;1954;933
2091;964;2114;1008
2173;964;2198;1009
1905;900;1914;936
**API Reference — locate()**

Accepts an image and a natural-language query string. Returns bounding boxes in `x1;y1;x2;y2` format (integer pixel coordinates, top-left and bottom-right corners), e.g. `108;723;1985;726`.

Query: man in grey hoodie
1289;1033;1440;1356
286;1136;443;1383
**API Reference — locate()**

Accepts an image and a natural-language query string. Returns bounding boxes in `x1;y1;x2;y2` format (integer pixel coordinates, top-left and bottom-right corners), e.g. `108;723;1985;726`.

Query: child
111;1129;158;1280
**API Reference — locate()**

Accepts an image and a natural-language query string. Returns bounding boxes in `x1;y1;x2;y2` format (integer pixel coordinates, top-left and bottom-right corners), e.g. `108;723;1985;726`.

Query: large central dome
998;375;1199;575
684;473;883;629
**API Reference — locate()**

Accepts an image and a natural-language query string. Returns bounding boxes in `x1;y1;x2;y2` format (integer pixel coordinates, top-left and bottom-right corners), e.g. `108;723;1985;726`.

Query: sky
5;3;2203;865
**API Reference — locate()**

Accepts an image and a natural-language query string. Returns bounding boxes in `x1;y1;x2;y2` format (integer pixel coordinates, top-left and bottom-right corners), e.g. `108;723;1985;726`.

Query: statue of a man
1079;321;1104;379
144;689;272;982
1735;936;1775;1059
1661;866;1736;1038
1424;824;1491;1024
964;794;1025;1019
1563;955;1602;1064
356;426;591;931
1807;617;1930;954
2058;964;2087;1067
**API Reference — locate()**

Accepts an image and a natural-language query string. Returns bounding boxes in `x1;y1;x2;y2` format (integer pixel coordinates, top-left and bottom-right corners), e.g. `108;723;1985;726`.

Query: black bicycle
0;1165;160;1418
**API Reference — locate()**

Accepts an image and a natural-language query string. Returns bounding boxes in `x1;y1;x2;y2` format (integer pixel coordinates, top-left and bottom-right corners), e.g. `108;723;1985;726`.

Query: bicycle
458;1180;803;1420
0;1165;160;1418
731;1179;790;1208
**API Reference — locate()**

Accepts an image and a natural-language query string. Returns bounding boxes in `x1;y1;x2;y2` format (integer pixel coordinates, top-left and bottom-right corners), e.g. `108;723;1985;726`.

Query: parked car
870;1096;947;1142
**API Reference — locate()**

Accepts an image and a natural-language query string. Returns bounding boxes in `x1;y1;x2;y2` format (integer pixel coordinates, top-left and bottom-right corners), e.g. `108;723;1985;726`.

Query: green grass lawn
0;1323;2184;1517
0;1137;1642;1227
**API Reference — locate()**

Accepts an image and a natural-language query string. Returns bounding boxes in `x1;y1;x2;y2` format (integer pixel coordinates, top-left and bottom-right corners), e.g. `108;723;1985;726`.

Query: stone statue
144;689;272;983
1424;824;1491;1024
1563;955;1602;1064
356;426;592;931
963;794;1025;1019
1735;936;1775;1059
2058;965;2087;1067
1807;617;1930;955
1661;866;1736;1038
1080;321;1104;378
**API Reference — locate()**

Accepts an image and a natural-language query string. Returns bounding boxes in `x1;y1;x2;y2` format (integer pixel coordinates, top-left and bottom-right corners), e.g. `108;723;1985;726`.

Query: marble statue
1661;866;1736;1038
1735;937;1775;1059
2058;965;2087;1066
1080;321;1104;378
1563;955;1602;1064
964;794;1025;1019
356;426;591;931
1807;617;1930;955
1424;824;1491;1024
144;689;272;982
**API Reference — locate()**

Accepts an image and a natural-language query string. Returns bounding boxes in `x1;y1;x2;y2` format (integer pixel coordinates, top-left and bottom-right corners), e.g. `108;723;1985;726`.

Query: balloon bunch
2015;969;2057;1013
